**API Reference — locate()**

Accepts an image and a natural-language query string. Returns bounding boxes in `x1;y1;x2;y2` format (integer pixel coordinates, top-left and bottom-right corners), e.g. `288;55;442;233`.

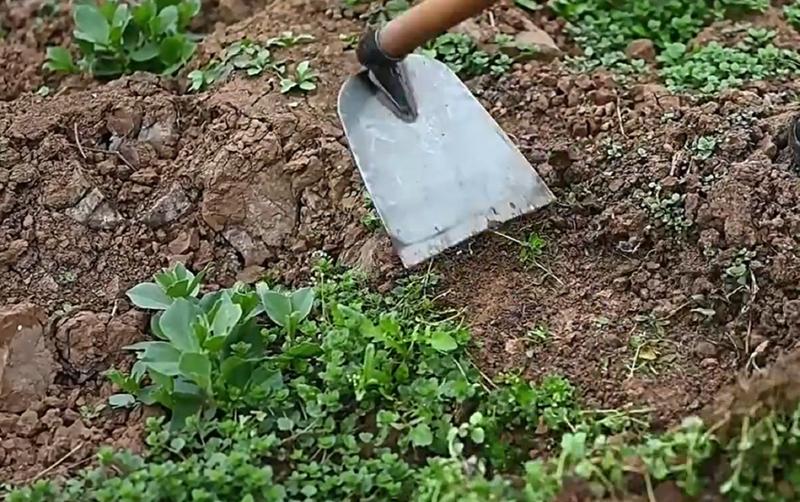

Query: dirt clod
626;39;656;61
0;303;55;413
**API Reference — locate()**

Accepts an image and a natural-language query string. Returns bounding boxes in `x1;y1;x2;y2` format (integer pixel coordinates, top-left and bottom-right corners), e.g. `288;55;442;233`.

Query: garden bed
2;0;800;500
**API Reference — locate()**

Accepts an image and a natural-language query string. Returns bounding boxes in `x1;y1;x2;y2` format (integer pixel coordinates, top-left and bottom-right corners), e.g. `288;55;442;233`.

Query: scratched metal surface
338;54;555;268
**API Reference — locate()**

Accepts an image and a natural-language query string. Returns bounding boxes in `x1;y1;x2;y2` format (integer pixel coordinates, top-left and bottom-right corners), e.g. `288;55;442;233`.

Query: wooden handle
379;0;496;59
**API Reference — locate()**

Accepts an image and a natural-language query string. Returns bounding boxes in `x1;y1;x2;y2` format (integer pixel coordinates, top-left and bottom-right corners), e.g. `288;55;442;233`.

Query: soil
2;0;800;496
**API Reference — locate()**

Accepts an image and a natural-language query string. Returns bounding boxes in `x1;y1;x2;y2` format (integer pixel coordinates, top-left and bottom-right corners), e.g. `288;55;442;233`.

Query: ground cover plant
550;0;800;92
6;261;800;501
187;34;316;93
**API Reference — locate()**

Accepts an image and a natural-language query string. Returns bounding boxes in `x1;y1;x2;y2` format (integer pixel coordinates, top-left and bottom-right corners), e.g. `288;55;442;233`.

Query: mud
3;0;800;491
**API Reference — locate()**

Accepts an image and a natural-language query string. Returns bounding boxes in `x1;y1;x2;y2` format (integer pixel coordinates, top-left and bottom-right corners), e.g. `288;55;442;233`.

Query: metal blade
338;54;555;268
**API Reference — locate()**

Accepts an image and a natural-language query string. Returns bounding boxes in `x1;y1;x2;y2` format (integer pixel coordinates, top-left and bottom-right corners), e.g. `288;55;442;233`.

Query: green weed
658;30;800;94
421;33;513;78
189;40;276;91
691;135;719;159
44;0;200;78
267;31;314;48
551;0;797;92
4;260;589;499
527;324;551;343
723;248;761;301
551;0;767;59
636;182;692;233
6;259;800;500
360;193;382;232
520;231;547;266
785;1;800;29
189;34;314;92
339;33;359;50
279;60;318;94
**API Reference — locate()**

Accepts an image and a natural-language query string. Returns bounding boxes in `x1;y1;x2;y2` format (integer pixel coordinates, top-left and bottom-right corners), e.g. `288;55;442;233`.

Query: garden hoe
338;0;555;268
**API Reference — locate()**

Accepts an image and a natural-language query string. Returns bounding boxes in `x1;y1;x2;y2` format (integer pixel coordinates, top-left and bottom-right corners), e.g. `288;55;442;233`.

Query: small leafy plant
636;182;692;233
723;248;761;299
267;31;314;48
520;231;546;266
44;0;200;78
113;262;316;429
188;39;276;91
691;135;718;159
188;33;314;92
360;193;382;232
280;60;318;93
421;33;512;78
785;1;800;30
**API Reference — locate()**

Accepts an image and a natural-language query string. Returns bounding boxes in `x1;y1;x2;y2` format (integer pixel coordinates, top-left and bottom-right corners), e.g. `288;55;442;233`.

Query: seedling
280;60;318;93
723;248;761;304
360;193;382;232
266;31;314;48
691;135;718;160
188;39;276;92
520;231;546;266
786;1;800;29
601;138;624;159
339;33;359;50
527;323;551;343
421;33;512;78
494;33;538;60
43;0;200;78
636;182;692;233
493;230;563;285
79;402;108;421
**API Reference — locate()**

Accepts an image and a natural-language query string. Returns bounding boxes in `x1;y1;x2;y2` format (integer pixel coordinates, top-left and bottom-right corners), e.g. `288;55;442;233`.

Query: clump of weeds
421;33;513;78
360;193;382;232
189;34;315;92
691;135;718;160
635;182;692;233
6;258;800;500
723;248;761;305
279;60;318;93
550;1;799;93
786;1;800;29
658;28;800;94
44;0;201;78
493;229;564;285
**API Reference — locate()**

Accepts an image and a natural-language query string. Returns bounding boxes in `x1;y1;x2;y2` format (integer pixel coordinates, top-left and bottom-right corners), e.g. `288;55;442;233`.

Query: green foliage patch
44;0;200;78
188;34;315;93
421;33;513;78
550;0;800;92
659;29;800;93
6;260;800;500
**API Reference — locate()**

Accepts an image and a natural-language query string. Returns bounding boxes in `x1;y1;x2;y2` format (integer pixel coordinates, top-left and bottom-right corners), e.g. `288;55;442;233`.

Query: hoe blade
338;54;555;268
